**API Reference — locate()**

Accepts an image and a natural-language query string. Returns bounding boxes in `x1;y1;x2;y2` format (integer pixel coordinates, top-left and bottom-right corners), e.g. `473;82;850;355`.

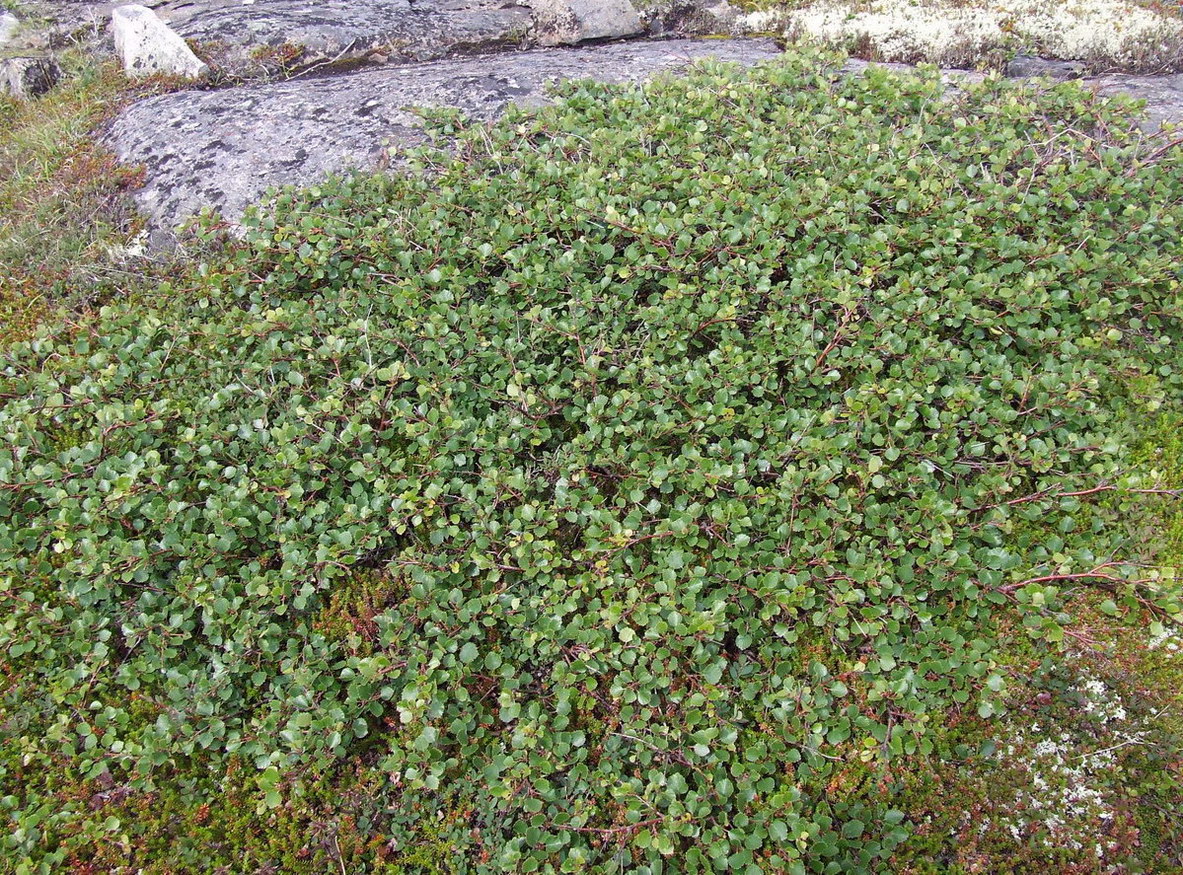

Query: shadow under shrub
2;53;1183;872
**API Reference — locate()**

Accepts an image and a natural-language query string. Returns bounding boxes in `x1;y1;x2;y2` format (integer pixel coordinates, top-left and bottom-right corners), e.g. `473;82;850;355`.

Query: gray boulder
140;0;647;80
530;0;644;46
1005;55;1084;81
147;0;536;77
106;37;782;233
112;4;209;79
0;56;62;99
0;12;19;46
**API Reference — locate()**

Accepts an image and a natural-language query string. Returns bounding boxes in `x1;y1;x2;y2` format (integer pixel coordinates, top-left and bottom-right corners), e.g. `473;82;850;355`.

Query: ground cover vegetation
0;52;126;341
0;23;193;348
1;51;1183;872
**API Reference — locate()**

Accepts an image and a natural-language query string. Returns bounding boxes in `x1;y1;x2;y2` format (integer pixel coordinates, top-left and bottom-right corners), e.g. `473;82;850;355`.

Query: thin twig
997;561;1148;594
1076;735;1148;760
333;833;346;875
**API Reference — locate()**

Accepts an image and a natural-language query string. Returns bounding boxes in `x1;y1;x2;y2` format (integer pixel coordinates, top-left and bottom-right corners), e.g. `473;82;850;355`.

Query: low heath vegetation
0;51;1182;872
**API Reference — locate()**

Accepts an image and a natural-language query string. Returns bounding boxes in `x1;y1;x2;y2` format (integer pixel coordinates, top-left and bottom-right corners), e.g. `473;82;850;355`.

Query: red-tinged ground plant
0;48;209;347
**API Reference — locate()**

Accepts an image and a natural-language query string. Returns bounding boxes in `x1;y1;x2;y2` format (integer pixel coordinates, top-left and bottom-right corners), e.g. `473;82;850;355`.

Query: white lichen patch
1076;674;1128;724
986;670;1154;859
103;229;151;262
1147;622;1182;653
1000;726;1121;856
732;0;1183;72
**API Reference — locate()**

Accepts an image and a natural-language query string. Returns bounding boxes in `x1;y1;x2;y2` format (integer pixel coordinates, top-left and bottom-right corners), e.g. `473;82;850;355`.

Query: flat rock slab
1087;72;1183;132
148;0;534;63
145;0;534;74
1;56;62;98
107;37;783;232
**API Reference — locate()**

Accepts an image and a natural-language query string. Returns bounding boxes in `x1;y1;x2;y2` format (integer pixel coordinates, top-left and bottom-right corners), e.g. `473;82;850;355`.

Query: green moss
313;569;410;658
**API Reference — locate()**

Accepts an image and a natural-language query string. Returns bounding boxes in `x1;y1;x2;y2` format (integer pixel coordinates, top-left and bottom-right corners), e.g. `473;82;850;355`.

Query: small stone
0;11;19;46
1005;55;1084;81
530;0;644;46
112;4;209;79
0;56;62;99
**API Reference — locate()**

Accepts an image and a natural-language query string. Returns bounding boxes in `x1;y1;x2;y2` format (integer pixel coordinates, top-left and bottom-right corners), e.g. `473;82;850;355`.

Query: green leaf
842;820;866;840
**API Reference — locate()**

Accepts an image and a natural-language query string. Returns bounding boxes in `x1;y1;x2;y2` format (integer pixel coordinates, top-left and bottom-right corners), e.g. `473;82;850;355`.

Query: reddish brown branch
997;561;1142;594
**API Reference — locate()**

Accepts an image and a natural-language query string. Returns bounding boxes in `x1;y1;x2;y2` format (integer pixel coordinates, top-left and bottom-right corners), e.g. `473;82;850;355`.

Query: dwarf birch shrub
2;54;1183;872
